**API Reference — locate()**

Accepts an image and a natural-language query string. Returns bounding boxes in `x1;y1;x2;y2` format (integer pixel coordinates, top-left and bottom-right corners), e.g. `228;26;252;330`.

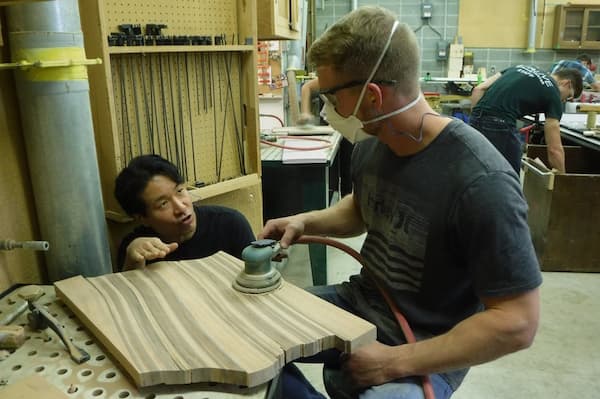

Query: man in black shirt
114;155;255;271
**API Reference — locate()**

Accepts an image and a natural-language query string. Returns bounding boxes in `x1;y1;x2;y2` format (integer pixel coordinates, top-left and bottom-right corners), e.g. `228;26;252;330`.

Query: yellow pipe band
13;47;89;81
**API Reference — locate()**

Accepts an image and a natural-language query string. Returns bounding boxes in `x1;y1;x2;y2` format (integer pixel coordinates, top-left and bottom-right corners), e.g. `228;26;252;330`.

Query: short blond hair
307;6;420;97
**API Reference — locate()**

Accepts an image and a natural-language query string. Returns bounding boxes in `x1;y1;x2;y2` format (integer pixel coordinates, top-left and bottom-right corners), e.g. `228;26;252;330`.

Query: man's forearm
543;120;566;172
388;289;539;378
547;147;565;173
302;194;365;237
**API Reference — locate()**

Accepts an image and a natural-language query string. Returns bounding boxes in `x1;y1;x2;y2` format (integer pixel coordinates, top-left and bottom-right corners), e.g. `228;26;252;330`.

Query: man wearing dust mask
259;6;541;399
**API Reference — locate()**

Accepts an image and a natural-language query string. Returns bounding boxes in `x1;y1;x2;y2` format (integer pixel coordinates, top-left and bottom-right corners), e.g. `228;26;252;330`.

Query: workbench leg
308;244;327;286
302;166;329;286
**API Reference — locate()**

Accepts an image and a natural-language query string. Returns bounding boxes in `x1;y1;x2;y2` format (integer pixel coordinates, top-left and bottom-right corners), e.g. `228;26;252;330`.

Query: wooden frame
79;0;264;232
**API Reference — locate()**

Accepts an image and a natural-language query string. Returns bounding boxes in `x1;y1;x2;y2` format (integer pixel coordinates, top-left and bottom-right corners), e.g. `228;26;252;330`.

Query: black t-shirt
117;205;255;271
339;120;542;390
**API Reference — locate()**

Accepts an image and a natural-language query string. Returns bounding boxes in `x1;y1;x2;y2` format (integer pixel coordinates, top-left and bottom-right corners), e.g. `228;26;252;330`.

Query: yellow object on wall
12;47;89;81
458;0;587;49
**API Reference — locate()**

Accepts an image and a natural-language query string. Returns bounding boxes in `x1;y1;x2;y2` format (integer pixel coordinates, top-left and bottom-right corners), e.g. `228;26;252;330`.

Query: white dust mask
320;99;372;143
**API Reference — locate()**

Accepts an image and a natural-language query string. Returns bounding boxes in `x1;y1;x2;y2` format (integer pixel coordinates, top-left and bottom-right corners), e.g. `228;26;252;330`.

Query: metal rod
176;54;187;179
224;52;245;174
129;55;143;156
140;54;154;154
210;53;218;181
119;56;132;163
158;53;171;160
167;54;181;170
185;53;197;181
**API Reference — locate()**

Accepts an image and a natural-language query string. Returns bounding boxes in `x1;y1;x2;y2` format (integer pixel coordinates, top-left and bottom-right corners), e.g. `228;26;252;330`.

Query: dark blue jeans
281;285;454;399
469;112;523;174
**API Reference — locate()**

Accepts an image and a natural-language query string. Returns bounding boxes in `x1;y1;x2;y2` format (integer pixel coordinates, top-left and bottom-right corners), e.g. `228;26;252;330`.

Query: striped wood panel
54;252;376;388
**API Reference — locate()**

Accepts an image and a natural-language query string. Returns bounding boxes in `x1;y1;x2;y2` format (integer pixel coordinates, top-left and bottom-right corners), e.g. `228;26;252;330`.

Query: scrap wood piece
55;251;376;388
0;375;68;399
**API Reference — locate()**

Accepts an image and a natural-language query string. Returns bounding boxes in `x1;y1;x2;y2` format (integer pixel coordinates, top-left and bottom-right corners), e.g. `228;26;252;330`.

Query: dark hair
554;68;584;98
114;155;184;216
576;54;592;64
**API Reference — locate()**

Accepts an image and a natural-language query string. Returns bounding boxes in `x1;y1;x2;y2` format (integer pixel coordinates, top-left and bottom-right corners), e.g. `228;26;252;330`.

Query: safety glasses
318;79;397;106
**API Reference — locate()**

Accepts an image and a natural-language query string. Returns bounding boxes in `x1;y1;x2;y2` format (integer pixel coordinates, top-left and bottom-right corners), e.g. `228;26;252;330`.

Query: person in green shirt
470;66;583;173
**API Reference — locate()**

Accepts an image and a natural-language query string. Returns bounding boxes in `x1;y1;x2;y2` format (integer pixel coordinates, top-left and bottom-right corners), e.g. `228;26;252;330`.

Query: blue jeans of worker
281;285;454;399
469;111;523;174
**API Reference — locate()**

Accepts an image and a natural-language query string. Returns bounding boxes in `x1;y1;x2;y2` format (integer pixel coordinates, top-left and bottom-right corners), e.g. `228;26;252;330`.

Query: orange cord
296;235;436;399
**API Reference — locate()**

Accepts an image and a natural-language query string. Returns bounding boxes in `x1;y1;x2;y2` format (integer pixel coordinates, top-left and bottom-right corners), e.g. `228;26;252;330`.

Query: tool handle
31;303;90;364
0;240;49;251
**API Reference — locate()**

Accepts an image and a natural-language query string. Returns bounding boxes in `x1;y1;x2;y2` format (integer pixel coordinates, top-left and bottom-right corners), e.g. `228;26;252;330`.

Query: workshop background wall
313;0;600;80
0;29;45;291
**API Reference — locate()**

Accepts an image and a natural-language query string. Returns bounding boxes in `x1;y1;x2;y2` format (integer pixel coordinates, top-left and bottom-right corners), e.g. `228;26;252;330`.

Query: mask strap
352;20;400;116
363;93;423;125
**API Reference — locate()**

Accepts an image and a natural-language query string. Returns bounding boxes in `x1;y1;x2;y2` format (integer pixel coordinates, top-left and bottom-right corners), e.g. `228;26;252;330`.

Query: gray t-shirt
337;119;542;390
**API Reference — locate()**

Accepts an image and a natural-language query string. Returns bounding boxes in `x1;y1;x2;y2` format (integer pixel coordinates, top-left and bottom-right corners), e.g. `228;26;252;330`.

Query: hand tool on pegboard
139;54;155;154
176;53;188;178
223;52;245;175
158;53;171;159
118;56;132;165
129;54;143;155
184;52;198;181
166;54;181;171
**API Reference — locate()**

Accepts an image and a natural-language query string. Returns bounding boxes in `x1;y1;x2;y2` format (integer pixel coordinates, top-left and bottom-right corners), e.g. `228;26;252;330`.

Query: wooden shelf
188;174;260;202
0;0;47;5
108;44;255;55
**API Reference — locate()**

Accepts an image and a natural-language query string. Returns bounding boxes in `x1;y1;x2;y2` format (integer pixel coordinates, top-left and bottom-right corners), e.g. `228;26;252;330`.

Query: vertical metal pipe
6;0;112;281
526;0;538;53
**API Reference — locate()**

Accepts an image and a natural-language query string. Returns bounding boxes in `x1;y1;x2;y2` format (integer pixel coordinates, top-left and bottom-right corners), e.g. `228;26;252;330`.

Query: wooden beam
0;0;51;5
577;104;600;113
0;375;68;399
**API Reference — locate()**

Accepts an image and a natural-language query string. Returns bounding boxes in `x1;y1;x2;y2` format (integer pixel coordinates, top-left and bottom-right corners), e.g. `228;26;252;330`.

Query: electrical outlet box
436;40;448;60
422;3;433;19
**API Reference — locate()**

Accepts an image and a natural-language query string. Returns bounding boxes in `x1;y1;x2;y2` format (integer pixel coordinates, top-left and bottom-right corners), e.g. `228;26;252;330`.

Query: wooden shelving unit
80;0;264;234
553;4;600;50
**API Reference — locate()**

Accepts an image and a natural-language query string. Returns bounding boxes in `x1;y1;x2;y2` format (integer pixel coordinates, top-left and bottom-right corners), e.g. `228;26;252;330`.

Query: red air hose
261;135;332;151
296;235;436;399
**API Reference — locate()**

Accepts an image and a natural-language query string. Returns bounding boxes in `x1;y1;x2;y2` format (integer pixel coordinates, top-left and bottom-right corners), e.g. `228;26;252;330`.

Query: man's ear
366;82;384;109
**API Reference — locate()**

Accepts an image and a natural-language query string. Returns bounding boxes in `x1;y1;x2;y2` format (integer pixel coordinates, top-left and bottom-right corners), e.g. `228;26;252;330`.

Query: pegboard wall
103;0;239;38
103;0;251;186
110;51;246;185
